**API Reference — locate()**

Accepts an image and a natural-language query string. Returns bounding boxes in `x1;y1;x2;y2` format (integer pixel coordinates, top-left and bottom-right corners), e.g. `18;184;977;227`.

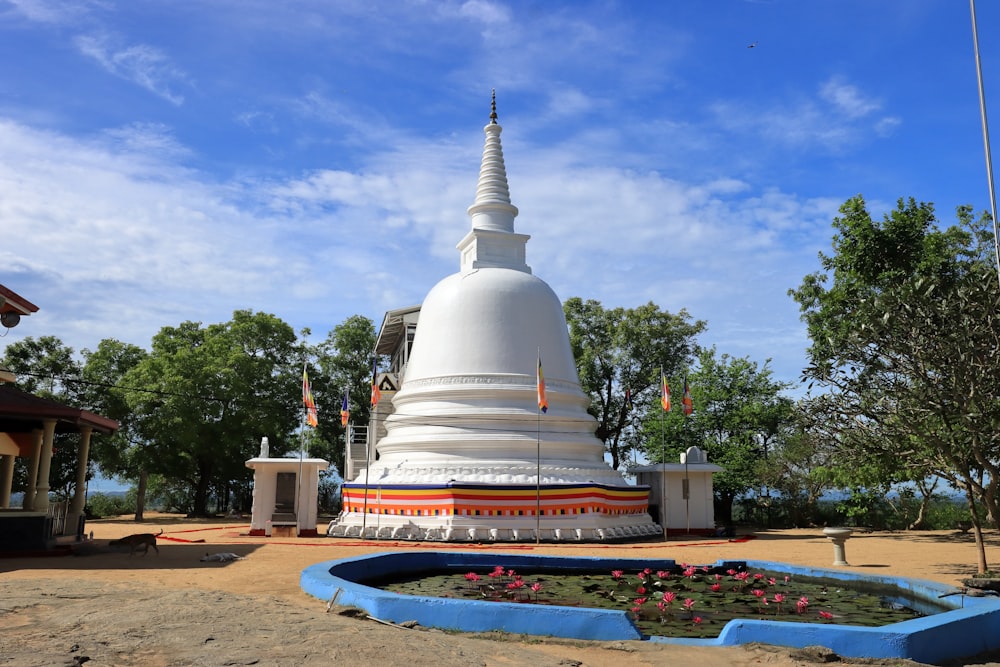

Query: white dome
403;268;577;382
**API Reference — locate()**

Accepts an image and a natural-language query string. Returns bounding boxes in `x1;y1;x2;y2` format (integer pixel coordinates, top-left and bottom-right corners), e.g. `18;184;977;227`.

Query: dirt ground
2;516;1000;667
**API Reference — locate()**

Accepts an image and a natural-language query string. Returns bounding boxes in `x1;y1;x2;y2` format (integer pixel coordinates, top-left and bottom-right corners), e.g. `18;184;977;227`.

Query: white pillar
0;454;14;508
67;426;93;535
23;429;43;510
31;419;57;513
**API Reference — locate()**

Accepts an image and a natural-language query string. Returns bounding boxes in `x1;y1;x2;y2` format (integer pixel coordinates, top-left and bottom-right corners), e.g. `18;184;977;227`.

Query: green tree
312;315;378;479
563;298;705;470
79;339;149;519
124;310;300;516
791;196;1000;572
642;348;793;525
0;336;86;499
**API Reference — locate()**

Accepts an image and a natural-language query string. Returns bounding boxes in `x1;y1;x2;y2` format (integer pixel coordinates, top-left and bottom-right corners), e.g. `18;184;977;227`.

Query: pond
300;551;1000;663
376;562;942;639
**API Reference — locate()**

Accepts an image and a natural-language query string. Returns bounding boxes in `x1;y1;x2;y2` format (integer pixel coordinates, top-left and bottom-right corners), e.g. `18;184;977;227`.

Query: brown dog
109;528;163;556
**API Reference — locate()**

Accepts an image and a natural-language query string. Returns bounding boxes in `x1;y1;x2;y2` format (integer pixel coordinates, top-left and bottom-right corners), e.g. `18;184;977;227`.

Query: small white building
630;446;723;536
246;438;328;537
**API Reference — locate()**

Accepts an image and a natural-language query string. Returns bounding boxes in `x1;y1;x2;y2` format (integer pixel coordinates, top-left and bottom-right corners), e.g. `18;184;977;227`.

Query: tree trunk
964;487;989;575
907;479;937;531
133;469;148;521
192;459;213;517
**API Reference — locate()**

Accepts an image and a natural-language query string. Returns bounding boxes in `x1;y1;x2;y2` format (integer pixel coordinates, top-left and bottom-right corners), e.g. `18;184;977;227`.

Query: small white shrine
246;437;328;537
630;446;723;536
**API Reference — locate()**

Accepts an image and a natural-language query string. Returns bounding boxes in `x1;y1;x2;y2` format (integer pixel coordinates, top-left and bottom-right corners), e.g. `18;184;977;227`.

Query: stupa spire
457;92;530;274
466;90;519;233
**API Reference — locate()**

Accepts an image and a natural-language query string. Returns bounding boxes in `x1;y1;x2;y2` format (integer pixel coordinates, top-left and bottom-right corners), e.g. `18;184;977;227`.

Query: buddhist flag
370;359;381;408
340;389;350;426
302;367;319;427
625;386;633;411
682;376;694;416
660;369;671;412
536;357;548;413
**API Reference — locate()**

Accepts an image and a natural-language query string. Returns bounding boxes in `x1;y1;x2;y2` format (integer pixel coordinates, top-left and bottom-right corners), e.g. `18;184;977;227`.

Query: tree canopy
639;347;793;525
791;195;999;571
563;297;705;470
122;310;301;516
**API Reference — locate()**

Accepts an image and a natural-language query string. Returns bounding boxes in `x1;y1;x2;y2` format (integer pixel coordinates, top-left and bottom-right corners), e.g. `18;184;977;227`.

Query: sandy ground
2;516;1000;667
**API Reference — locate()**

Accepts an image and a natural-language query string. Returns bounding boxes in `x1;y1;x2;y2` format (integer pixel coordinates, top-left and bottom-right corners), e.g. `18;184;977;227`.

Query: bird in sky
748;41;758;48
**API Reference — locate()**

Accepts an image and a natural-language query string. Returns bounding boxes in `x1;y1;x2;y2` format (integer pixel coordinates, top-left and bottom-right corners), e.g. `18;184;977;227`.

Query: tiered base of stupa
326;462;662;542
326;483;660;541
327;373;663;542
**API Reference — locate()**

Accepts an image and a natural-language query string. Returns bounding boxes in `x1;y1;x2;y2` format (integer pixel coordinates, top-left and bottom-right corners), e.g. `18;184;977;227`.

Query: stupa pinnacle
327;97;659;541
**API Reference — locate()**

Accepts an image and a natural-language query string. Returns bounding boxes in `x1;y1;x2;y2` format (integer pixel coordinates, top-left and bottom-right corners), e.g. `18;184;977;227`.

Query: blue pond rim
300;551;1000;664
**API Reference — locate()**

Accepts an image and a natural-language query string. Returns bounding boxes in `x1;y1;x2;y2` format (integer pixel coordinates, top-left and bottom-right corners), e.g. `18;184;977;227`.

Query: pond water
378;562;948;639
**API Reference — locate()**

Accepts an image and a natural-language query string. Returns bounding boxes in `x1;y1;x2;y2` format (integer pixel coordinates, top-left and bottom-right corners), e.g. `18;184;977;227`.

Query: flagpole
683;376;692;534
364;358;380;540
970;0;1000;283
657;367;664;541
297;361;310;535
536;350;542;546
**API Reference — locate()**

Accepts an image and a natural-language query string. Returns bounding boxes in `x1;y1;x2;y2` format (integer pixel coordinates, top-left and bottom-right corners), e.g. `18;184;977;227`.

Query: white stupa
328;96;659;542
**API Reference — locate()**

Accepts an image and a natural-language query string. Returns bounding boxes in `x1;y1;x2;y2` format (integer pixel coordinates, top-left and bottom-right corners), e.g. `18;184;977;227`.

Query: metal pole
971;0;1000;282
536;401;541;545
660;388;667;541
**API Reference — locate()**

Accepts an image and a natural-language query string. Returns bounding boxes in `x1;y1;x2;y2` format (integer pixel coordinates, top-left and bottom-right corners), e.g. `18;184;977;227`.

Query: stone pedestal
823;527;853;566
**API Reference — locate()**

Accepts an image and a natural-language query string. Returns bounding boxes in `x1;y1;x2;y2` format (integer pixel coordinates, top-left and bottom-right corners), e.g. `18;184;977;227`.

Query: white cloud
457;0;510;25
0;110;829;384
74;33;189;105
3;0;100;23
819;76;880;119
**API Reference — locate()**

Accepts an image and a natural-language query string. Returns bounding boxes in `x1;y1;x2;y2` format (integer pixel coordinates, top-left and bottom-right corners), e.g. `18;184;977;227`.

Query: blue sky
1;0;998;391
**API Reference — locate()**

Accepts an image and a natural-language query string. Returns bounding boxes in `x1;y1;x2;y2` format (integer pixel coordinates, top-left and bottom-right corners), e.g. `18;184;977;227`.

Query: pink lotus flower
693;616;702;624
611;569;624;580
819;610;834;621
507;579;525;590
637;571;647;581
683;566;697;578
464;572;480;583
634;597;648;606
683;598;695;610
636;585;647;595
710;583;722;592
784;575;791;584
726;569;737;576
530;582;543;593
773;593;785;604
656;601;667;612
753;573;764;581
713;574;723;581
752;589;766;598
656;570;670;580
663;591;676;603
768;577;777;586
